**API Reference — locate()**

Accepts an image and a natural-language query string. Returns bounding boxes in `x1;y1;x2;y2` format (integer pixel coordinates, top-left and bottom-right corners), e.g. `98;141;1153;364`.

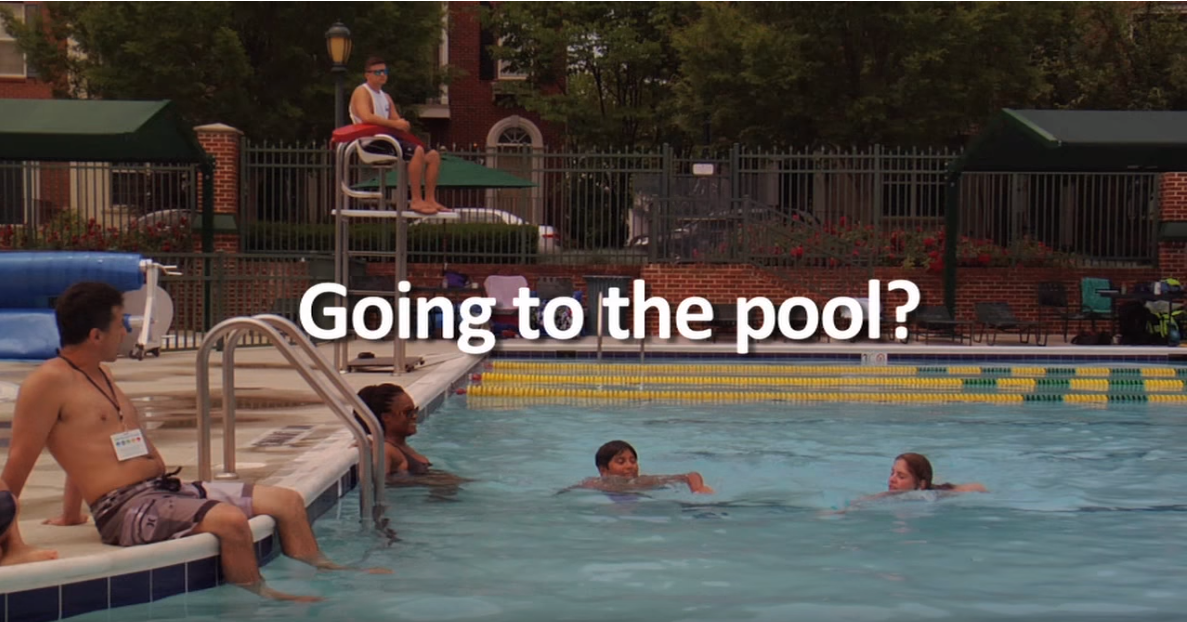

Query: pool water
77;397;1187;621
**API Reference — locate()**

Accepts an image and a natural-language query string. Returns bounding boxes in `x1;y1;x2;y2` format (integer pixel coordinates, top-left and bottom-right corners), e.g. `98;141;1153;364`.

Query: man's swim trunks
0;490;15;537
363;136;421;162
91;471;255;547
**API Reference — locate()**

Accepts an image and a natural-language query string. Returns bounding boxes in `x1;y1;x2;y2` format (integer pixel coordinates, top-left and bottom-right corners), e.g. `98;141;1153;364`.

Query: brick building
411;1;563;223
415;1;561;151
0;2;50;99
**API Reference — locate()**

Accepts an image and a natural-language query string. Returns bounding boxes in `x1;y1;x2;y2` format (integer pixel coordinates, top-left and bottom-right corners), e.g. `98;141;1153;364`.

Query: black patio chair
909;305;975;345
974;301;1047;346
1036;282;1090;343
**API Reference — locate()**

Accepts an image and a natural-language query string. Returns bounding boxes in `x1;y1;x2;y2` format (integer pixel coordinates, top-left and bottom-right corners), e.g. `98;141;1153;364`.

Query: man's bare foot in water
0;542;59;566
409;199;437;215
310;556;393;575
241;581;325;603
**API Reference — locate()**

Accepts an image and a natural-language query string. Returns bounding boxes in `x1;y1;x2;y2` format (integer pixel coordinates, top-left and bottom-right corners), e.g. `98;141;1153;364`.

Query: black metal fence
239;142;1159;268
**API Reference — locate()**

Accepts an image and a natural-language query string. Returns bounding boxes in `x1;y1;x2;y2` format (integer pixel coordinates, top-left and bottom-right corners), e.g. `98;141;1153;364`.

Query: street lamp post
325;21;353;128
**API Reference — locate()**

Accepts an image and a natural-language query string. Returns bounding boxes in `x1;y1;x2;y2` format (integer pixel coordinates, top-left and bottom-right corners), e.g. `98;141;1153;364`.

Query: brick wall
423;1;562;149
0;79;52;99
1158;173;1187;278
167;258;1162;338
194;124;242;252
637;264;1160;336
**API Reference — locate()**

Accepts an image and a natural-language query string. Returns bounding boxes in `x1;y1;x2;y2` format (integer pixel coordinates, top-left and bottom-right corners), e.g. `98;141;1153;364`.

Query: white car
415;207;561;254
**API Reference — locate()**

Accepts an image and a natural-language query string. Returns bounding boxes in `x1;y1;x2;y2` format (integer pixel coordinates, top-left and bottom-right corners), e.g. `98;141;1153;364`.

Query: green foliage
243;222;538;264
485;1;699;149
7;2;1187;149
0;2;445;141
477;2;1187;149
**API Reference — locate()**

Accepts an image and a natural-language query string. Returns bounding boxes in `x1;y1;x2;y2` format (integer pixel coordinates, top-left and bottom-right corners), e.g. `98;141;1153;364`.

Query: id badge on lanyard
111;429;150;461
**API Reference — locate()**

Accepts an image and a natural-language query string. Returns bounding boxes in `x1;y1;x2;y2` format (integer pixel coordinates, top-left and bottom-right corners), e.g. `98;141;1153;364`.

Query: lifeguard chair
329;124;457;374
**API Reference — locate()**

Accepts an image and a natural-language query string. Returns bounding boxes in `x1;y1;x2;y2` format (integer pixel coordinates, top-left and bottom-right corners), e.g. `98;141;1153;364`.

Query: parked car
413;207;561;254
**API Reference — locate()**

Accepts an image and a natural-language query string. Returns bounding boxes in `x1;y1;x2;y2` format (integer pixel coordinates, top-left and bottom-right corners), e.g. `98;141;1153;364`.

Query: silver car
414;207;561;254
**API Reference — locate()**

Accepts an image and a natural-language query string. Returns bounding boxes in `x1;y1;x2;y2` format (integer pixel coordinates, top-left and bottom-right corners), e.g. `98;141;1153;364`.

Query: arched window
485;117;543;223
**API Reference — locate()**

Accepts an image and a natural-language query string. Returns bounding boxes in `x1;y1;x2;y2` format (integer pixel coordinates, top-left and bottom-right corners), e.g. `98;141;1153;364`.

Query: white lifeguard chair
329;124;457;374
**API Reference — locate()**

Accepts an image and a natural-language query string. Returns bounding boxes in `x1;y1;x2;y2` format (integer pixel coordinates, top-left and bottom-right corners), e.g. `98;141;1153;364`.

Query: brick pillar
1158;173;1187;278
194;123;243;253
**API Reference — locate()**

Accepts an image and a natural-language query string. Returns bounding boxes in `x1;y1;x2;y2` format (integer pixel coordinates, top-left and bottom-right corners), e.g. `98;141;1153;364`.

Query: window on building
496;36;526;81
493;126;534;220
0;2;30;78
478;1;496;81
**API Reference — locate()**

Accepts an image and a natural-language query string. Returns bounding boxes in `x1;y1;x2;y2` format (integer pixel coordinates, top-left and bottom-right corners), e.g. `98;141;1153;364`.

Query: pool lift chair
328;125;458;374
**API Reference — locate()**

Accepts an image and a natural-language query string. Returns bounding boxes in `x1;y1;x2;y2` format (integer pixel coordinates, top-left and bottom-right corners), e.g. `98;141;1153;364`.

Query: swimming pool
70;369;1187;622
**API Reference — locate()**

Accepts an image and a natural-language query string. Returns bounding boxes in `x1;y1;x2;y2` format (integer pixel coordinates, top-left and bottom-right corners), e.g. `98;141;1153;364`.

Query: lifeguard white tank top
351;84;391;124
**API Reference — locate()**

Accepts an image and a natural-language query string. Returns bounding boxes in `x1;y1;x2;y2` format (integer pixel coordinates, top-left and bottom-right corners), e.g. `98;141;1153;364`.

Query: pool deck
0;331;1184;618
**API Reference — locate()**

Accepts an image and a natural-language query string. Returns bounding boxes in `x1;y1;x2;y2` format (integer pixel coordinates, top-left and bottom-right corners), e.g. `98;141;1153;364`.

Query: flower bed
718;216;1074;272
0;211;194;253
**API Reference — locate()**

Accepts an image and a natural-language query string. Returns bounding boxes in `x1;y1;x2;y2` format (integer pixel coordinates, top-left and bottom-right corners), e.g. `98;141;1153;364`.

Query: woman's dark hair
896;452;954;490
355;383;407;436
595;440;637;470
55;282;124;347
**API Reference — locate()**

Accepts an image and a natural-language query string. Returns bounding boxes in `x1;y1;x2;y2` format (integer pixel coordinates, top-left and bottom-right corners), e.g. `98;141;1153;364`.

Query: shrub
0;211;194;253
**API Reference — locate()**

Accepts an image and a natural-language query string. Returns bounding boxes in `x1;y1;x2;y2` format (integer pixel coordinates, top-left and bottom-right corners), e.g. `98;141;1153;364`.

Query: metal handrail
195;316;386;528
251;313;388;521
594;291;647;363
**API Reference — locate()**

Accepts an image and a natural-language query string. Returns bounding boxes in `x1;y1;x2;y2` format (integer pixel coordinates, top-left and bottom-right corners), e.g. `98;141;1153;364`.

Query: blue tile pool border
0;462;359;622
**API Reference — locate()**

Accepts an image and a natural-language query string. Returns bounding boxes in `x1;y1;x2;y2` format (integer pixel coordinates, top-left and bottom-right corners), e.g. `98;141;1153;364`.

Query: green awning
943;107;1187;312
355;154;535;189
0;99;210;169
950;108;1187;173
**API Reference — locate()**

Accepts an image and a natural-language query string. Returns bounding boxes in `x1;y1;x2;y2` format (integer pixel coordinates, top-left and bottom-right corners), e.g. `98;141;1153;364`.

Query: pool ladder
195;314;387;531
595;291;647;363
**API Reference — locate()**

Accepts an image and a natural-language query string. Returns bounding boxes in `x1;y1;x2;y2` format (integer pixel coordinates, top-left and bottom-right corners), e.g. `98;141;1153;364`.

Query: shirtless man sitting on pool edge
1;281;389;601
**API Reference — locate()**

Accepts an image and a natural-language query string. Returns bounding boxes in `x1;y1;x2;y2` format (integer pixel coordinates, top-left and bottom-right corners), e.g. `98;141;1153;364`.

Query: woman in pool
860;452;987;503
563;440;714;494
355;384;471;496
829;453;985;514
357;383;431;476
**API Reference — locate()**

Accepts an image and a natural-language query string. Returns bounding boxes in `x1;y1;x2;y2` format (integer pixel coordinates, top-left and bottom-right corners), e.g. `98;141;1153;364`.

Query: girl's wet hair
895;452;955;490
596;440;637;470
355;383;408;436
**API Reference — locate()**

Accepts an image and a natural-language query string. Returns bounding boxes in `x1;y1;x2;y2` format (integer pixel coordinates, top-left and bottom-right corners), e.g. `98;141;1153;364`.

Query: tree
1;2;446;141
673;2;1079;148
1039;2;1187;111
484;1;699;149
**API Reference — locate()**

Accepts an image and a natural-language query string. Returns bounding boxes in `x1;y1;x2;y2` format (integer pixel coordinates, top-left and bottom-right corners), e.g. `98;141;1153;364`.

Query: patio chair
534;276;583;337
483;275;530;337
1036;282;1090;343
974;301;1047;346
1080;277;1116;330
909;305;974;345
